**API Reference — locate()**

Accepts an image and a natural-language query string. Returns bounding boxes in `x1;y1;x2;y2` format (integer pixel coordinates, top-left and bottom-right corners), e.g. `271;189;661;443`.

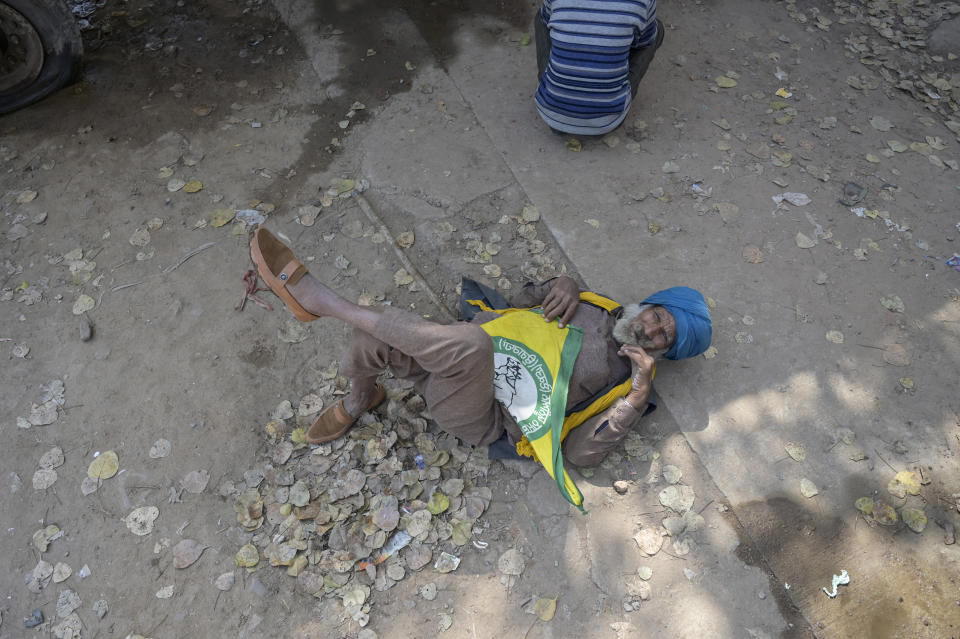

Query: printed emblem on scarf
491;337;553;437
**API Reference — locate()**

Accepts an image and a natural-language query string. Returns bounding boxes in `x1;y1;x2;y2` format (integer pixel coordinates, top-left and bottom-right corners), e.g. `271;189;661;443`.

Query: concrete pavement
272;0;960;635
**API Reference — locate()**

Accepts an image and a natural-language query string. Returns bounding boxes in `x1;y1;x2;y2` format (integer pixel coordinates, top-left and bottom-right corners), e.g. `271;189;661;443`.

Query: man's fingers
541;292;557;318
619;345;654;372
561;303;577;327
542;296;560;320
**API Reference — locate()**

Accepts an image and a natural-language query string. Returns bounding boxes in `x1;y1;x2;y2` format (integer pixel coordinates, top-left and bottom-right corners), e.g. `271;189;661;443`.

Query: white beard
612;303;658;350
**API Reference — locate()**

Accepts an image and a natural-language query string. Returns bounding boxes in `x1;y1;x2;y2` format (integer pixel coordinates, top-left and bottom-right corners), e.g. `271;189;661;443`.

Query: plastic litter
947;255;960;272
236;209;266;226
690;183;712;197
24;610;43;628
822;569;850;598
433;552;461;573
355;530;412;571
772;192;810;206
839;182;867;206
414;454;425;470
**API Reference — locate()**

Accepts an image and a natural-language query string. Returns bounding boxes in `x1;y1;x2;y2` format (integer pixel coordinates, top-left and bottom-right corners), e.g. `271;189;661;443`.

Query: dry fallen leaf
825;330;845;344
172;539;208;568
659;485;695;514
53;562;72;583
129;228;151;247
298;394;324;417
795;232;816;249
715;76;738;88
125;506;159;536
662;465;682;484
836;428;855;445
72;294;96;315
873;501;898;525
742;245;766;263
855;497;874;516
634;528;663;556
393;269;414;287
214;571;235;591
880;295;904;313
298;205;321;227
32;468;58;490
533;596;558;621
17;189;39;203
87;451;119;479
181;469;210;494
800;478;819;498
33;525;61;552
784;441;806;461
39;447;65;470
901;507;927;533
209;209;235;228
882;344;911;366
80;476;99;496
888;470;922;498
396;231;415;248
235;543;260;567
183;180;203;193
149;439;171;459
521;205;540;222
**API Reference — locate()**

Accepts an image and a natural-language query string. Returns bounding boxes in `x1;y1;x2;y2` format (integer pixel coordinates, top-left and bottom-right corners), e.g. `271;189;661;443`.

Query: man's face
630;305;676;352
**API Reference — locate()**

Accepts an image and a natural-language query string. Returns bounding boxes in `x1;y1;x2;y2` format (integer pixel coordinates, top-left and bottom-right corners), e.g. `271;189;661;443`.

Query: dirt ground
2;0;959;638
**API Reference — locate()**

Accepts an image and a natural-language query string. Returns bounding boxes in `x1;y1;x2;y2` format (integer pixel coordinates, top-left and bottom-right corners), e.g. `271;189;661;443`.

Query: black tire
0;0;82;115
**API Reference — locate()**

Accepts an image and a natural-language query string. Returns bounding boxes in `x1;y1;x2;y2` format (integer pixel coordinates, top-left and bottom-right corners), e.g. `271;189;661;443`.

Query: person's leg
336;328;404;418
256;229;510;445
367;307;509;446
627;19;665;98
288;273;507;445
534;7;550;81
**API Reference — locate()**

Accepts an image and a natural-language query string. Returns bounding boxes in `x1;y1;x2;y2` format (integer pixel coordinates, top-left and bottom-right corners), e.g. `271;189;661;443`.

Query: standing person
534;0;664;136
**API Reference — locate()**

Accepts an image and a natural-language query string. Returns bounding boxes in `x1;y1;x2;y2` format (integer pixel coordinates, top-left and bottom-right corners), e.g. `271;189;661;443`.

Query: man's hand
542;276;579;328
618;344;655;409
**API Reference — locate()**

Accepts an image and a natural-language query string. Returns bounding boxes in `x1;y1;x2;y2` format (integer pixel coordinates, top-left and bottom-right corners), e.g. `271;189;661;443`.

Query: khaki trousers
340;307;517;446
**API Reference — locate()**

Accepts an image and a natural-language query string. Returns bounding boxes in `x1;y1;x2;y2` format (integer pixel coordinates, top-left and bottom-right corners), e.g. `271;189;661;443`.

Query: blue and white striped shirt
535;0;658;135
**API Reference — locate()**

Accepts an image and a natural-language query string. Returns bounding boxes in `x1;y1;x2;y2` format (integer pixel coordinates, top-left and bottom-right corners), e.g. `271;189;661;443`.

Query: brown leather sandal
306;385;387;444
250;227;321;322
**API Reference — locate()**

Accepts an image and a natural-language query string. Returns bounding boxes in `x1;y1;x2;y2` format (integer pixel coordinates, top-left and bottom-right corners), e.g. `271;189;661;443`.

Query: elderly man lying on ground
251;228;711;508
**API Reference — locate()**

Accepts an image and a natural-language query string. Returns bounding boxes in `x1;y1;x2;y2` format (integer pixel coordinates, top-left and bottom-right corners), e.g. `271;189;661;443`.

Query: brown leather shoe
250;227;321;322
306;385;387;444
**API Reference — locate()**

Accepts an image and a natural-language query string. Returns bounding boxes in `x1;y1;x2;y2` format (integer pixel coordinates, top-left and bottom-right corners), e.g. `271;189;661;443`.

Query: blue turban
641;287;712;360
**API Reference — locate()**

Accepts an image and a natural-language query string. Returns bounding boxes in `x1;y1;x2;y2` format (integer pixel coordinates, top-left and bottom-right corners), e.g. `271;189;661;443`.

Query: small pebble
758;591;767;600
80;319;93;342
613;480;629;495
